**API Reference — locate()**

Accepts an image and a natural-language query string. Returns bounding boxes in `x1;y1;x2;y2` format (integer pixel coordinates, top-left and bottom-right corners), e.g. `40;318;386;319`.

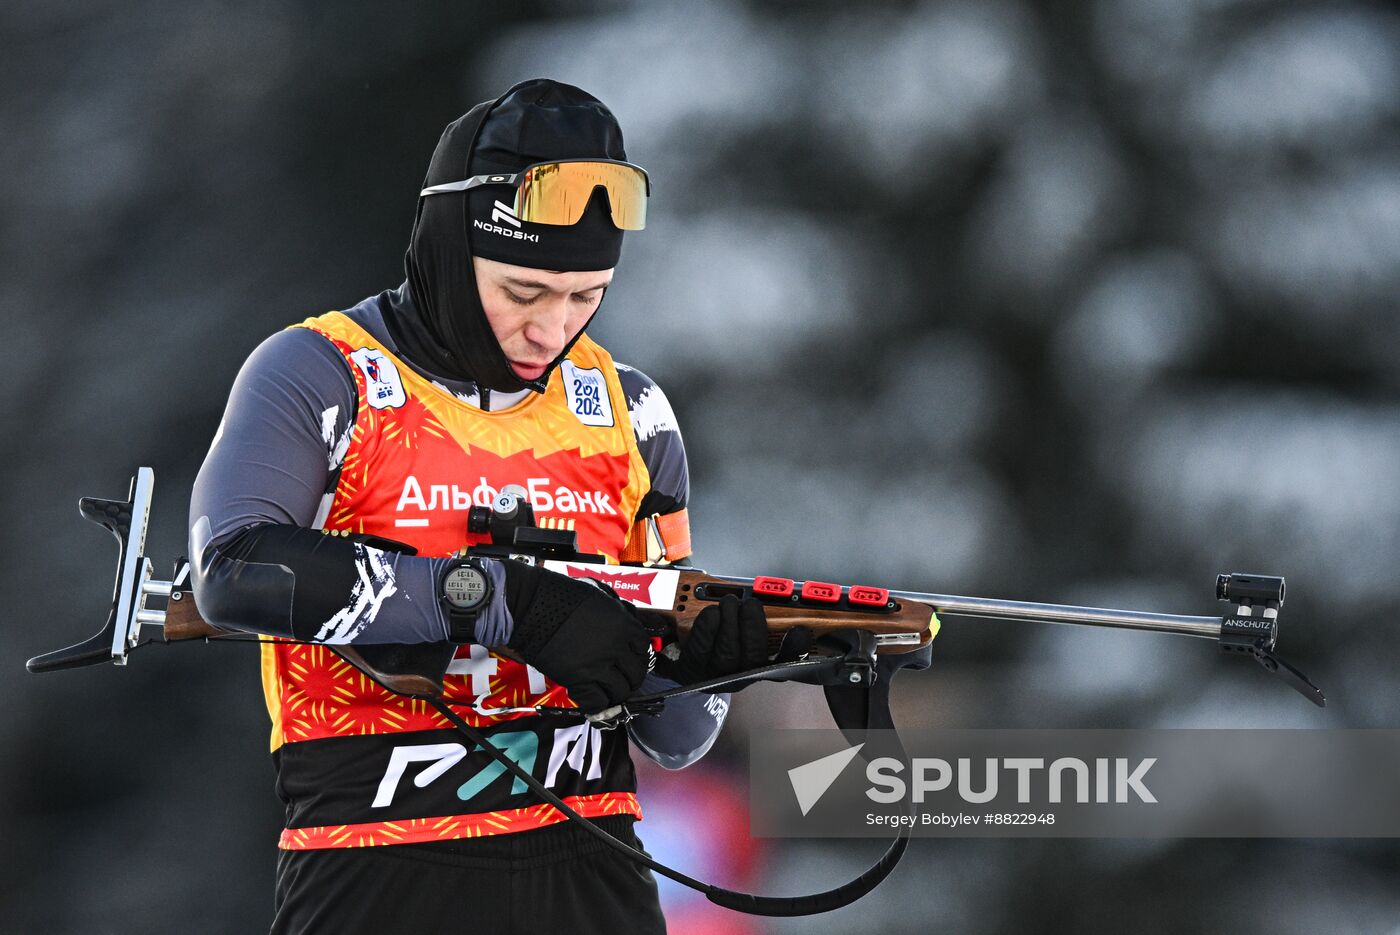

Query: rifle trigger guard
775;629;880;688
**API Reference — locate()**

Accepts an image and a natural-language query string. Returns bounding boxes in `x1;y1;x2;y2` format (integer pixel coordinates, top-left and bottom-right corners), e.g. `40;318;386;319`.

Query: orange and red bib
263;311;652;849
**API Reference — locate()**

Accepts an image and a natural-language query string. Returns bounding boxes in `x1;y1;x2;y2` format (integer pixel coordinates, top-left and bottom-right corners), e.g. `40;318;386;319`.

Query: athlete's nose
522;305;569;356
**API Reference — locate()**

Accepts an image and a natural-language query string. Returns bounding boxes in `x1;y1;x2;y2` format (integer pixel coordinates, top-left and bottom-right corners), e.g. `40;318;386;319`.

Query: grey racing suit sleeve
616;362;688;521
615;364;730;769
188;327;462;644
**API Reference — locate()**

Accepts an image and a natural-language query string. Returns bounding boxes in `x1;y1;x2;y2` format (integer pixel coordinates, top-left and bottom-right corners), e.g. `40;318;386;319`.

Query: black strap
425;640;935;918
427;696;907;917
153;629;924;915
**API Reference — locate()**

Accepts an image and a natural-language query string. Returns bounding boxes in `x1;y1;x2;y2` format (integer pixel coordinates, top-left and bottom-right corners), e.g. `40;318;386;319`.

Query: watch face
443;565;489;611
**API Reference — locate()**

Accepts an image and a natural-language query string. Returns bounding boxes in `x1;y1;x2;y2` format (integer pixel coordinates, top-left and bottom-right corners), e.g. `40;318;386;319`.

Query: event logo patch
350;348;406;409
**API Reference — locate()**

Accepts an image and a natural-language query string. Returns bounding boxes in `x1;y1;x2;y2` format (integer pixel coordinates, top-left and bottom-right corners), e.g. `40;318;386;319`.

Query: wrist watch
439;558;493;643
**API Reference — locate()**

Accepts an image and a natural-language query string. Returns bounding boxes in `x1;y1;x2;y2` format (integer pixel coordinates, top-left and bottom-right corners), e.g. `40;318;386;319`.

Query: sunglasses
420;158;650;231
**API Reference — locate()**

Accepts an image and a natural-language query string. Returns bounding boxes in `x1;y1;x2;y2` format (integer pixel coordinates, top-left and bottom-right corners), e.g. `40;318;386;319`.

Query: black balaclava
395;78;629;395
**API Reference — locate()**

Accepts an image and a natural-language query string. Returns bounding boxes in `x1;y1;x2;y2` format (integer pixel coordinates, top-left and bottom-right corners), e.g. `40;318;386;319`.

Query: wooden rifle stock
162;590;224;642
663;569;935;654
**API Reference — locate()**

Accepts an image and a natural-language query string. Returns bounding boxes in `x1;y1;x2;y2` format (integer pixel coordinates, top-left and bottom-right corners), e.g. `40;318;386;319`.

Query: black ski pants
270;815;667;934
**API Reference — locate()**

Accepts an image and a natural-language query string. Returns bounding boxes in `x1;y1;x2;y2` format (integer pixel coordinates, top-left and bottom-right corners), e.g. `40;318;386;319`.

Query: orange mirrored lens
516;162;648;230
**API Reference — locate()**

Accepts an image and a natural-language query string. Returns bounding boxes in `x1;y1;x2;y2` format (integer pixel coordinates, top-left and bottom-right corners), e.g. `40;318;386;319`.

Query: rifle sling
418;640;934;918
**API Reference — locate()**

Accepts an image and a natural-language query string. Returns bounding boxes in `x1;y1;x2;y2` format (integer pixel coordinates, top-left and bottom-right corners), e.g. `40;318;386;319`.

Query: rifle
27;466;1325;707
26;467;1326;917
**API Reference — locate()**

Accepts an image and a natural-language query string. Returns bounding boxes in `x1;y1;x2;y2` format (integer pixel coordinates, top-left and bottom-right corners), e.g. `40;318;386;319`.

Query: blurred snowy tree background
3;1;1397;931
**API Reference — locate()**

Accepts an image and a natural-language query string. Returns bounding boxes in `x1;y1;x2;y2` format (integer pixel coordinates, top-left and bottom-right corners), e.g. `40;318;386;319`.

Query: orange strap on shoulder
621;508;692;565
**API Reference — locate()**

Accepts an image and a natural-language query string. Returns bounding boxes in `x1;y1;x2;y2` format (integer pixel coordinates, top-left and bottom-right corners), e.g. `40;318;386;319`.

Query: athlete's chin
510;361;549;381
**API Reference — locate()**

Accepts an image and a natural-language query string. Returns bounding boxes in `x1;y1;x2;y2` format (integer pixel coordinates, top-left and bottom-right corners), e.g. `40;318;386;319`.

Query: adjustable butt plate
27;467;172;673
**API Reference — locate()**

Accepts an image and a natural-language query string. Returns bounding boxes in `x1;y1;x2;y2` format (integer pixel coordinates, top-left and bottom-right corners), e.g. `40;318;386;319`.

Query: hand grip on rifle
655;594;769;687
501;559;655;714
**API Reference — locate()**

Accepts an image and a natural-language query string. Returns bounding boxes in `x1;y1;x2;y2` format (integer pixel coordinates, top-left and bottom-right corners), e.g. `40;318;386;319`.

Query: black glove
657;594;769;688
502;561;652;714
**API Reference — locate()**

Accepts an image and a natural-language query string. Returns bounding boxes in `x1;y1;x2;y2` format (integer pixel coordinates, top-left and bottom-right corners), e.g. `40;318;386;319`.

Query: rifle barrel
888;590;1222;640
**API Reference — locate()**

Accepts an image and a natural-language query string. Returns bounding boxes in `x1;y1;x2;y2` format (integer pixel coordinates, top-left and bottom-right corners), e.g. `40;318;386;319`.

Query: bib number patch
562;360;614;427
